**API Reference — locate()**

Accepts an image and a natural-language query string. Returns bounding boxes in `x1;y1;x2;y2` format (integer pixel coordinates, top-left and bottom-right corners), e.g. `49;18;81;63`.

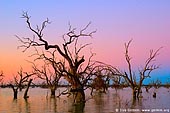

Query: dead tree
10;68;34;99
90;75;106;95
29;49;63;98
122;40;161;99
24;79;33;99
17;12;96;103
149;79;162;89
88;62;120;96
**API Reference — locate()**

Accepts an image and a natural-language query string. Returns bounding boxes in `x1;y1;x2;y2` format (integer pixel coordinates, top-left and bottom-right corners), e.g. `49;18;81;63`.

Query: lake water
0;87;170;113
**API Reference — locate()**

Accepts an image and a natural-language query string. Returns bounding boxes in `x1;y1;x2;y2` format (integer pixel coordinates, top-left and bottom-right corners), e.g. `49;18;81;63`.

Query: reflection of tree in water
112;89;145;112
55;96;85;113
12;99;21;112
24;99;31;113
131;97;141;109
11;99;31;113
93;93;105;113
46;97;57;113
112;89;131;111
113;90;122;109
70;103;85;113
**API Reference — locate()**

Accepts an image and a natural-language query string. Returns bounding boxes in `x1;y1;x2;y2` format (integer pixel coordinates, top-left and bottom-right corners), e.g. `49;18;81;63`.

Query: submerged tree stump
153;92;156;98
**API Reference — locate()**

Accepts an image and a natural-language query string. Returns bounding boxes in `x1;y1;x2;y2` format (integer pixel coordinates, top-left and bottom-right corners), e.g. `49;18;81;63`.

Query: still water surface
0;87;170;113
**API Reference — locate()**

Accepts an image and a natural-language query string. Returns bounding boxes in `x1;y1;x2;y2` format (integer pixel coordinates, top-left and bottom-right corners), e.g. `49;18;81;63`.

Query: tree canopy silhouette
17;12;99;103
121;39;162;99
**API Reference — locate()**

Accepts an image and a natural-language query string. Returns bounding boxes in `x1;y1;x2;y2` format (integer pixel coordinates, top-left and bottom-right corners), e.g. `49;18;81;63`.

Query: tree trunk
10;84;18;99
77;90;85;103
13;89;18;99
72;101;85;113
64;75;85;103
73;90;85;103
145;86;149;92
50;87;56;98
24;79;33;99
137;79;143;98
70;86;85;103
137;87;142;98
132;88;137;100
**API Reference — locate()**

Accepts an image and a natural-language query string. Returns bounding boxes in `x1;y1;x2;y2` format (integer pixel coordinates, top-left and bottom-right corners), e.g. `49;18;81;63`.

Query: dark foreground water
0;87;170;113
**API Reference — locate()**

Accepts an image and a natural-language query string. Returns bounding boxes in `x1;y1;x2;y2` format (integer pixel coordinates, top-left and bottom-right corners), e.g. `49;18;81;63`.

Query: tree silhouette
10;68;34;99
17;12;97;103
85;61;122;96
28;49;63;97
122;39;161;99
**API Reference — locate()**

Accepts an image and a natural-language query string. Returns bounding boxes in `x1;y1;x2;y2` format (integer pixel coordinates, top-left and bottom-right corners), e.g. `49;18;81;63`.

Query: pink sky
0;1;170;82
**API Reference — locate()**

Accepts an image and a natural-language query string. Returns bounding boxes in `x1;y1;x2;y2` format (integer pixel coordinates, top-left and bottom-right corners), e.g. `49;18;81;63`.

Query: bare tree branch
124;39;134;86
17;12;99;102
121;39;162;99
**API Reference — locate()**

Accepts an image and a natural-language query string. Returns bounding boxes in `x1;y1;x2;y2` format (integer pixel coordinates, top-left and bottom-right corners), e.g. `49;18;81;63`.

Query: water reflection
131;98;144;110
46;98;57;113
11;98;31;113
93;93;104;113
45;95;85;113
0;87;170;113
68;103;85;113
24;99;31;113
